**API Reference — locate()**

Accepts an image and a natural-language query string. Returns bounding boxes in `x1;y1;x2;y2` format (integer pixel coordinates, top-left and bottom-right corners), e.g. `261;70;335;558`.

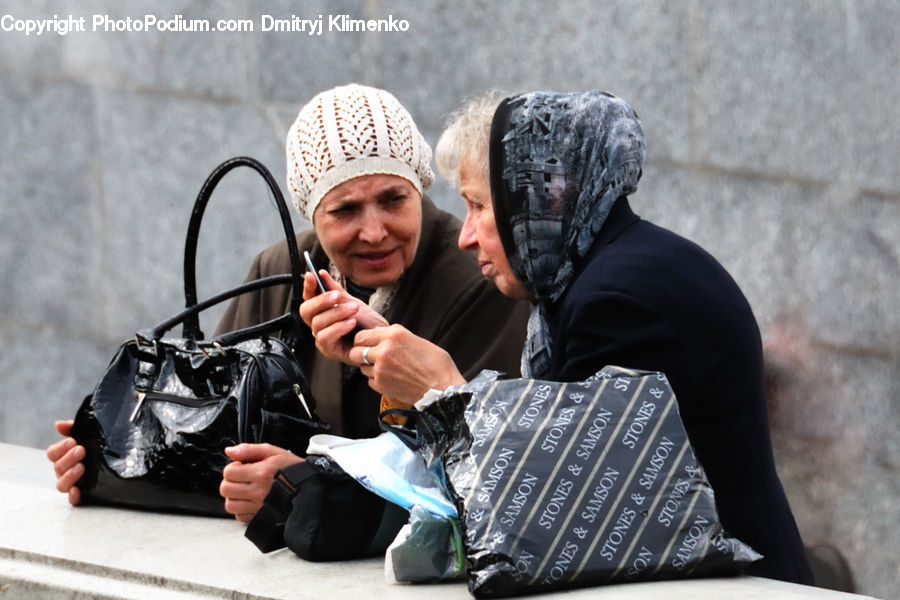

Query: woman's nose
358;212;388;243
458;212;478;250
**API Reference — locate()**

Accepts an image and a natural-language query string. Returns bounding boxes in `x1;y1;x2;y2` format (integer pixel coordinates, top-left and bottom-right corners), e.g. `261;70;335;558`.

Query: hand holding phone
303;251;328;295
300;251;389;353
303;251;365;348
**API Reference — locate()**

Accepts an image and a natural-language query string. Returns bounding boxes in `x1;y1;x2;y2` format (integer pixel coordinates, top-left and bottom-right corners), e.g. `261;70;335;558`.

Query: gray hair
435;90;506;185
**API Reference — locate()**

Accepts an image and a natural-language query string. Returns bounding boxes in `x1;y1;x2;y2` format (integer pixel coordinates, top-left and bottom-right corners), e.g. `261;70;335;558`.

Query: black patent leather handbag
71;156;329;517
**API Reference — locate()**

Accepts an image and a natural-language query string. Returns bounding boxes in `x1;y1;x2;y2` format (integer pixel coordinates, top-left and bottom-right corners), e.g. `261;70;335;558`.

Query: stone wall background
1;1;896;596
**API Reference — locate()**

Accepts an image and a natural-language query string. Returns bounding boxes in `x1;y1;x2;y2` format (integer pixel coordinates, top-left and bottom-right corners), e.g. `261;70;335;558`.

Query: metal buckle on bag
129;391;147;422
134;332;160;358
129;333;160;422
197;342;231;396
199;341;227;358
265;469;303;514
245;464;311;553
274;470;299;494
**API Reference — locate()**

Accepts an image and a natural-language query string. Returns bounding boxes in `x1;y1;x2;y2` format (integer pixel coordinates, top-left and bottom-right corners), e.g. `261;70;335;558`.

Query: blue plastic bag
306;432;457;519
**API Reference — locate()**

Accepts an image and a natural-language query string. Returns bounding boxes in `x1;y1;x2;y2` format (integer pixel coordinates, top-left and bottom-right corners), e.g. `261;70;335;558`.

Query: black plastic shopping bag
415;366;761;598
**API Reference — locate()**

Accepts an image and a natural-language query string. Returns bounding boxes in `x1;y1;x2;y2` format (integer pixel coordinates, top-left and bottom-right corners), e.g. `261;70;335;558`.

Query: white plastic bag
307;432;457;519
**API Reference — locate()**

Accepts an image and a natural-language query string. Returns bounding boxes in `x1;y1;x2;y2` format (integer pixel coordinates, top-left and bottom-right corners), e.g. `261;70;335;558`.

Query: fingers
352;325;394;346
348;325;410;367
220;460;274;521
48;427;86;501
312;298;361;336
222;459;271;484
350;325;405;359
353;304;390;330
349;341;376;369
299;271;366;333
47;420;77;462
221;444;300;481
48;437;85;496
302;271;319;301
46;436;72;463
56;460;85;494
300;298;363;363
318;270;342;292
48;438;84;474
220;445;303;521
348;325;467;403
219;468;269;498
299;288;336;323
223;442;283;463
219;476;267;522
300;290;360;330
224;499;258;523
54;419;74;437
220;465;271;521
298;272;387;362
301;268;344;302
301;269;337;301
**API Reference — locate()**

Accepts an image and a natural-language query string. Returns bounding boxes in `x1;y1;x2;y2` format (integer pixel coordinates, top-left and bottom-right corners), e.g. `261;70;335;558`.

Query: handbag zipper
129;390;226;422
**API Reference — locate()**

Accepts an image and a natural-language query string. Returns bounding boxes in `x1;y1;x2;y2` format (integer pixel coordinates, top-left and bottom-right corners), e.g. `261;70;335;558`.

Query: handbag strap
245;461;320;553
245;456;349;553
181;156;303;340
144;274;294;341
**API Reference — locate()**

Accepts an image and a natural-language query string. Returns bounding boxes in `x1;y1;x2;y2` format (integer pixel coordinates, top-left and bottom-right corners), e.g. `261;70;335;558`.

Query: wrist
430;363;466;395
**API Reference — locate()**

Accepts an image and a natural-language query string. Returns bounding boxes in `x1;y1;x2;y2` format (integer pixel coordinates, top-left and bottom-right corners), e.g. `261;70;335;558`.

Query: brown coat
215;197;530;437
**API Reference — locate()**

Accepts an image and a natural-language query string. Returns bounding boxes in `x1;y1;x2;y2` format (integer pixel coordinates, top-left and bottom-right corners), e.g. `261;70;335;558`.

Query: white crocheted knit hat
286;84;434;222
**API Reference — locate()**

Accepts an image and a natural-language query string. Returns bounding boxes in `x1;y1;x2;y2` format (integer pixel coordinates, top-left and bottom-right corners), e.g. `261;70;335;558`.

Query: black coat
547;198;813;584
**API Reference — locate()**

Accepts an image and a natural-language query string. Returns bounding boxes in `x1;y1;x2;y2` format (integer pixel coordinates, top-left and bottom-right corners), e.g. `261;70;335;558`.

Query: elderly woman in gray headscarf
345;88;811;585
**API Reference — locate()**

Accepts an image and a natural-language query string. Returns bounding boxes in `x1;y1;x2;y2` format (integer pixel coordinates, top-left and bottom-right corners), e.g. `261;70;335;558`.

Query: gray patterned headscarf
489;90;646;378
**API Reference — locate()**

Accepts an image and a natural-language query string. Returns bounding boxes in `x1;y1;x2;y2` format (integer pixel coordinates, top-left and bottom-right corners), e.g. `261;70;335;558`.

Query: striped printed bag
415;366;761;598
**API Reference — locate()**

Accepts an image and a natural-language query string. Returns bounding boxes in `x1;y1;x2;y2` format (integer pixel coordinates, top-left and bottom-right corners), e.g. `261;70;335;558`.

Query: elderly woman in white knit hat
46;84;530;523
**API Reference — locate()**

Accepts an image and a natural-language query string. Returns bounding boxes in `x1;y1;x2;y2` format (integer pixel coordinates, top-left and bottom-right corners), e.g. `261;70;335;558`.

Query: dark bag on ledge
244;454;408;561
71;156;329;517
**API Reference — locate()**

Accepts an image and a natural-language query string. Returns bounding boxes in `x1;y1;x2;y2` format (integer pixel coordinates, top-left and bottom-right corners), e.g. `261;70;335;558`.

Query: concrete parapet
0;443;880;600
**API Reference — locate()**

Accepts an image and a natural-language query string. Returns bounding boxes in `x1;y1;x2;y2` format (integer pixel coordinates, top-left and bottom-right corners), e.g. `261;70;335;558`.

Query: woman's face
313;174;422;289
456;152;531;300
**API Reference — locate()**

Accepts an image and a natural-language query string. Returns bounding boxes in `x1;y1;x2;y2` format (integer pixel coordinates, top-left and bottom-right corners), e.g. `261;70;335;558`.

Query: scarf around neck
489;90;646;378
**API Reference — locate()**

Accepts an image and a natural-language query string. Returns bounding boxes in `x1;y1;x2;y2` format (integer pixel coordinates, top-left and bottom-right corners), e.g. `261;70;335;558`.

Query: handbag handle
181;156;304;340
144;273;294;342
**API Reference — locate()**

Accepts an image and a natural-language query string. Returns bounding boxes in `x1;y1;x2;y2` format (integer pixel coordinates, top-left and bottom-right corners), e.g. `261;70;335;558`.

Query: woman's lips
357;249;395;268
479;261;494;277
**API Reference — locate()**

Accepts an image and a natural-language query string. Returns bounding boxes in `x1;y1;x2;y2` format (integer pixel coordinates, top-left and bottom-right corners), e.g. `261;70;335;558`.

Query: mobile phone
303;250;328;295
304;250;365;343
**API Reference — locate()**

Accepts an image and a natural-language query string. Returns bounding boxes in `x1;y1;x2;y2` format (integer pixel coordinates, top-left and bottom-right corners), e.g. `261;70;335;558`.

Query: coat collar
590;196;640;251
547;196;640;315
